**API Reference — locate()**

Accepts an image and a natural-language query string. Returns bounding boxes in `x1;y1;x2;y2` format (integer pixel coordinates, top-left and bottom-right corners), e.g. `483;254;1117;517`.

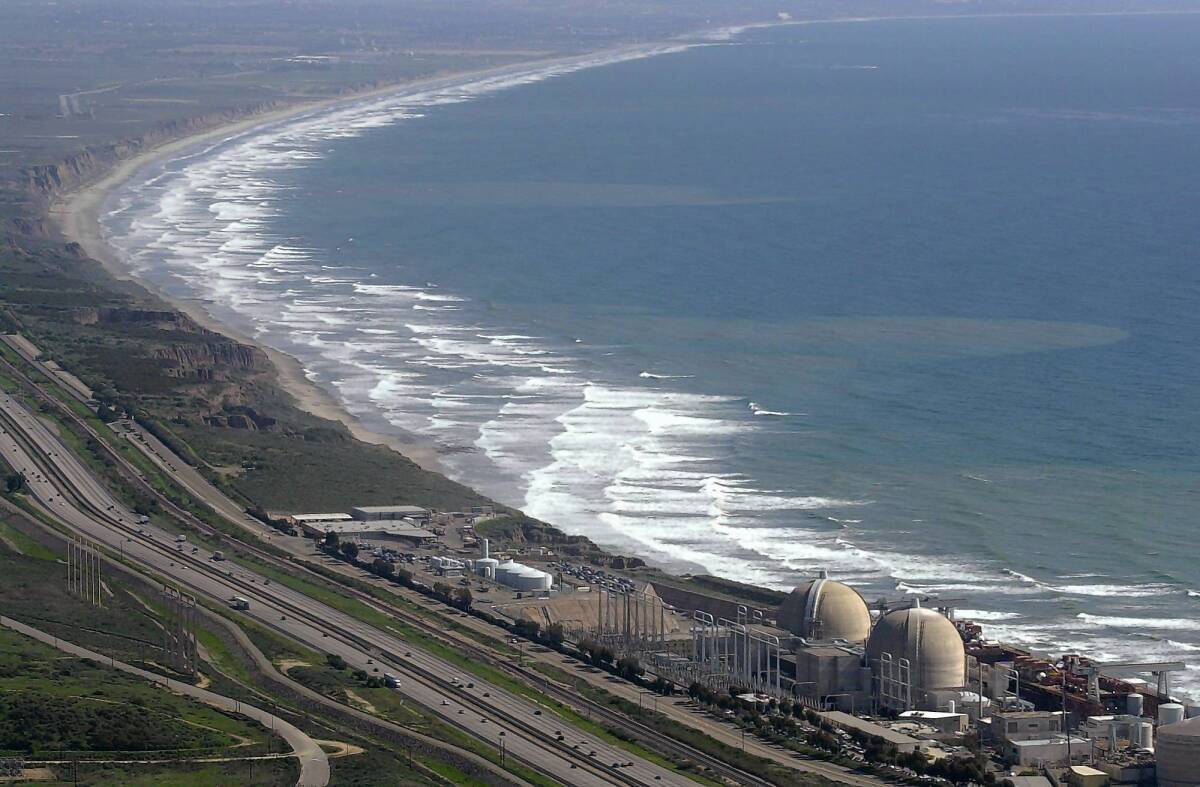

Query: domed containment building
1157;716;1200;787
777;570;872;643
866;599;966;710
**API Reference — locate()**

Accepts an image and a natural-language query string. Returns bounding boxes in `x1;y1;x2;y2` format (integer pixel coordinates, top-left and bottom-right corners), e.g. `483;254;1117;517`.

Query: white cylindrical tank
1161;703;1186;727
1140;720;1154;750
947;700;955;714
1127;693;1144;717
493;560;552;591
482;538;490;559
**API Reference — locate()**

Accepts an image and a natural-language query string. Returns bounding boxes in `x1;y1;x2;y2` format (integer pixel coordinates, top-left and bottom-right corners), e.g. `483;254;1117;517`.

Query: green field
0;627;274;756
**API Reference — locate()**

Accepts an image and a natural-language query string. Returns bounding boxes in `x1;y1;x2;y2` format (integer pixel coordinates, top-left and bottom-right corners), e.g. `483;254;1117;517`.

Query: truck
383;674;401;688
211;550;225;561
174;534;186;544
229;596;249;610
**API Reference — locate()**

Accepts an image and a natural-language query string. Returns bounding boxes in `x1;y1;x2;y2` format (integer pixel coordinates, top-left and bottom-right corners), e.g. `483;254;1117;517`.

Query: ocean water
102;15;1200;694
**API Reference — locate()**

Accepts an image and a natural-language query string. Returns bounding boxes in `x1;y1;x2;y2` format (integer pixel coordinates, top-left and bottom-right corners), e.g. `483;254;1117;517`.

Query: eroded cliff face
5;101;286;238
153;342;264;377
74;306;203;330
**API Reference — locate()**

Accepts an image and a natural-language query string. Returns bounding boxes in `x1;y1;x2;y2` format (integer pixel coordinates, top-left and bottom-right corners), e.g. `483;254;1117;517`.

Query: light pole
822;693;856;716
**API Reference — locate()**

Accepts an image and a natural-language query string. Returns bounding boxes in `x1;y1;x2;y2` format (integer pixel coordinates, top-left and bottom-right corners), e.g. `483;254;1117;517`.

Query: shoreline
47;56;620;473
47;33;744;475
45;5;1195;478
29;9;1200;700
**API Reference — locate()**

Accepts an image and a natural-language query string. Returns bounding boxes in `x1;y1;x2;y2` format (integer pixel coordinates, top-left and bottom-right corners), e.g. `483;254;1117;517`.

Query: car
466;682;474;689
441;700;450;706
533;709;542;715
482;691;490;697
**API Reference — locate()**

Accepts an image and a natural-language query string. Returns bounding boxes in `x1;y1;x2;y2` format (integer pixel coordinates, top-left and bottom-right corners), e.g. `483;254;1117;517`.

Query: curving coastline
47;52;666;473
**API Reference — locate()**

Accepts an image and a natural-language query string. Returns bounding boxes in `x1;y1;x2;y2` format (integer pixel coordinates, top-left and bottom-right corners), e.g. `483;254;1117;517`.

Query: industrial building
286;512;352;528
299;519;437;546
351;505;431;523
457;559;1200;779
818;710;922;754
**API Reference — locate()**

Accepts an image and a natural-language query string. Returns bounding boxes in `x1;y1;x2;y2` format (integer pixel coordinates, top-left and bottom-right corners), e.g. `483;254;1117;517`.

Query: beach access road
90;390;887;786
0;390;694;787
0;615;330;787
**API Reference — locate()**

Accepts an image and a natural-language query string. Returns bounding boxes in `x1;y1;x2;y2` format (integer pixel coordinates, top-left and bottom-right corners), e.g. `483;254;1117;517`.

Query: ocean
101;14;1200;694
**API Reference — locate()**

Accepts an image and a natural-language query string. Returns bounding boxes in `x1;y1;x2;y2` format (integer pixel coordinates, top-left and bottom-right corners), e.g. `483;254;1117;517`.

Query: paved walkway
0;616;329;787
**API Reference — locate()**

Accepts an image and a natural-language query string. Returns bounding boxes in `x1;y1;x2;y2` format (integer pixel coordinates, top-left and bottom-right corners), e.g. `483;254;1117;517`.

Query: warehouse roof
819;711;922;748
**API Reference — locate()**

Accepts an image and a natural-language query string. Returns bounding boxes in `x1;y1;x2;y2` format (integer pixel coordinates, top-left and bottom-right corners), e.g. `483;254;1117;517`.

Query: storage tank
778;570;872;643
1161;703;1186;726
1126;693;1144;717
1139;720;1154;750
1156;715;1200;787
493;560;552;591
476;558;499;579
866;599;965;709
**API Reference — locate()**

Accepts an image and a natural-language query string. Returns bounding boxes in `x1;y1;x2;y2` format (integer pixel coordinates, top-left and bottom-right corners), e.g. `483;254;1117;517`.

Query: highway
0;391;695;787
0;346;883;785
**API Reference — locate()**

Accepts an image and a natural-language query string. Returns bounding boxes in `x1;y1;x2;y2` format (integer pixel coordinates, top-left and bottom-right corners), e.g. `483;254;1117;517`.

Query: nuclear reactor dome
777;571;871;643
865;600;965;697
1156;715;1200;787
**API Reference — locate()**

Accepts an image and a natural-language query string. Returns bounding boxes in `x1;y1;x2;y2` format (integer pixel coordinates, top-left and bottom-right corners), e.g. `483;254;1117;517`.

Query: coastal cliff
14;102;285;210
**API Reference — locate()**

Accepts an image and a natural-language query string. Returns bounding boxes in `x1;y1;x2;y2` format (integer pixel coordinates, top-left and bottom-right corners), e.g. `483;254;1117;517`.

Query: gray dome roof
1156;717;1200;787
866;602;965;694
777;572;871;642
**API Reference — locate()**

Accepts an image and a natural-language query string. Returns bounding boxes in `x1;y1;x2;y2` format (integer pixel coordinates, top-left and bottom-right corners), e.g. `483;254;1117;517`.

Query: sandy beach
46;69;541;473
45;39;713;475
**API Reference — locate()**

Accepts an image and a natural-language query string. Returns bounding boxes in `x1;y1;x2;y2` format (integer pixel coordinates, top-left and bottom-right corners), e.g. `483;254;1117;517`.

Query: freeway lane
110;421;885;787
0;393;694;787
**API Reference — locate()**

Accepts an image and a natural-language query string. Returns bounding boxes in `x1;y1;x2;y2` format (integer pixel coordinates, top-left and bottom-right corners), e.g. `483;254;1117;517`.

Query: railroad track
2;356;880;786
0;397;668;787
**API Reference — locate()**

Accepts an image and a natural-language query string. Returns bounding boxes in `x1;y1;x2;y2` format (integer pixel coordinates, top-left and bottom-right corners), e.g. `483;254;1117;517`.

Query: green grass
195;627;255;685
0;628;270;757
326;747;441;786
50;758;300;786
0;526;171;665
0;517;59;560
